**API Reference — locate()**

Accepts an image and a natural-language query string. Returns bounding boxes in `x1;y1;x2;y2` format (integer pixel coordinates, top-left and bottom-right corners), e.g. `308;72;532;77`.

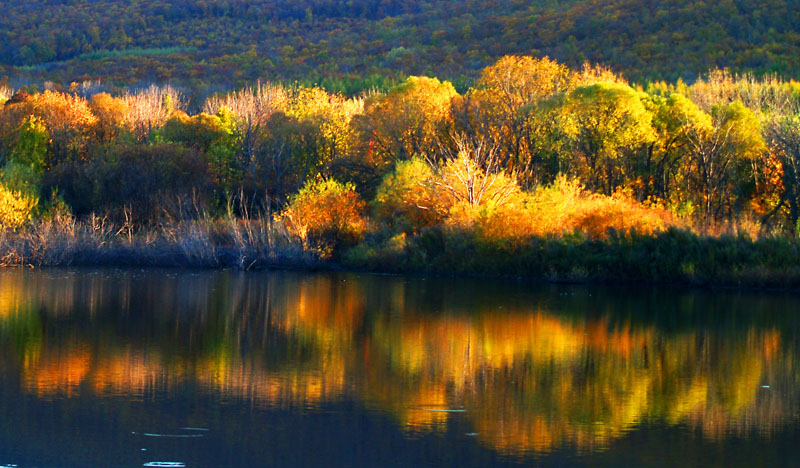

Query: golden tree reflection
0;271;796;455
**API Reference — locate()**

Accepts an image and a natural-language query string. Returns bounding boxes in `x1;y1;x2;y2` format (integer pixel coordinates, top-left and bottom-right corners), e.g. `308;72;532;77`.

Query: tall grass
0;212;316;269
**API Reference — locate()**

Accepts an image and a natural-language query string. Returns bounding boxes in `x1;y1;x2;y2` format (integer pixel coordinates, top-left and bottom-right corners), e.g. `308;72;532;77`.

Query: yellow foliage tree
89;92;129;143
361;76;458;167
27;90;97;163
561;81;656;194
460;55;572;185
289;86;364;164
0;182;37;231
683;101;766;222
373;157;443;231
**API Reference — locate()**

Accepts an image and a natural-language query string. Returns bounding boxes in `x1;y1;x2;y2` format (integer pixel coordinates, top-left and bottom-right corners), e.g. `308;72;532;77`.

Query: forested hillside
1;0;799;94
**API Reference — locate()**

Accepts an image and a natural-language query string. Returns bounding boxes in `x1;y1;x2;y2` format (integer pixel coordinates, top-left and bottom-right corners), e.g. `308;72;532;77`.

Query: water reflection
0;269;798;461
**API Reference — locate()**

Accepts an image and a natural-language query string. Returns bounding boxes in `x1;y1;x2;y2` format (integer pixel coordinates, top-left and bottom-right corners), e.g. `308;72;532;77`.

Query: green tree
561;82;655;194
642;92;707;202
683;101;765;222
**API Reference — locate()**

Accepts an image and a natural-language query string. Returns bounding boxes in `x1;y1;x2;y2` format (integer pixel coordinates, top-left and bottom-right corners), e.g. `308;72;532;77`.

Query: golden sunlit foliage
3;90;98;165
458;56;571;185
88;92;128;143
0;86;11;105
361;76;458;166
2;56;800;276
0;182;38;231
374;152;678;243
561;81;655;194
468;176;678;245
373;157;442;231
288;85;364;163
281;178;369;254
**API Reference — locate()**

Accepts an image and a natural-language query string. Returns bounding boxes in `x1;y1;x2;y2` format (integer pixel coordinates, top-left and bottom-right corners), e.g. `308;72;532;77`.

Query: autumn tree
457;55;572;186
88;92;128;144
372;157;441;231
372;135;521;233
766;114;800;232
288;86;363;166
427;136;519;214
281;177;368;255
359;76;458;168
682;101;765;222
641;92;706;202
561;82;655;194
23;90;97;165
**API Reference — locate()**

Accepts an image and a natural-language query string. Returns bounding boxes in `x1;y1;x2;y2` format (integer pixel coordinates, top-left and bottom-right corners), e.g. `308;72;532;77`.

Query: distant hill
1;0;798;93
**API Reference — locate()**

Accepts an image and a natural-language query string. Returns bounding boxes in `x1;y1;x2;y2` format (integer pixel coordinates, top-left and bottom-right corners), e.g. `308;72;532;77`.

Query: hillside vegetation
1;0;799;94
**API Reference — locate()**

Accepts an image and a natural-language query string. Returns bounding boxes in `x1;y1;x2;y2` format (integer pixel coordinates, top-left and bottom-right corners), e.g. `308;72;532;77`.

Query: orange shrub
371;159;680;246
571;191;678;238
470;176;681;244
282;178;369;255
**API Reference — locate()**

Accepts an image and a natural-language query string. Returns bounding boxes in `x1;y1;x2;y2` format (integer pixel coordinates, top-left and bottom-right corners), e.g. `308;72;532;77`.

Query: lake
0;269;798;467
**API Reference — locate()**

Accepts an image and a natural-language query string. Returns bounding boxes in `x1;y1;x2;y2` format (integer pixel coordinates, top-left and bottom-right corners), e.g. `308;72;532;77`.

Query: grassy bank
345;227;800;289
3;215;800;290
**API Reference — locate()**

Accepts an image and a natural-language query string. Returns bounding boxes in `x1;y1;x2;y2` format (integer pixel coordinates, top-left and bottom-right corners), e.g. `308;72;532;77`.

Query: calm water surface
0;269;799;467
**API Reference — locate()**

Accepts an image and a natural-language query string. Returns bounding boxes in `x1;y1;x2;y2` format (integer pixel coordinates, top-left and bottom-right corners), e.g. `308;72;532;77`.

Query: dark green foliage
44;143;210;222
345;227;800;288
2;0;800;92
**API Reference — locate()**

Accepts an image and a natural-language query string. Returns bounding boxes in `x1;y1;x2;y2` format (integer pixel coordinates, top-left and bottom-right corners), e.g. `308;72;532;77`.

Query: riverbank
346;227;800;289
3;217;800;290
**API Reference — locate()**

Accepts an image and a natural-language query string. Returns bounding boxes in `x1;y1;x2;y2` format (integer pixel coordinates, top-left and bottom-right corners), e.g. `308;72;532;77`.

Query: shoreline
3;218;800;292
4;243;800;294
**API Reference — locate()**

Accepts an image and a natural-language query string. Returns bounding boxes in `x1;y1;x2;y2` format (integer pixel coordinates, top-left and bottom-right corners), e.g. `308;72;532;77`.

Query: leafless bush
427;134;519;209
204;82;290;174
0;85;12;102
122;84;186;142
690;69;798;115
68;80;109;98
203;81;288;125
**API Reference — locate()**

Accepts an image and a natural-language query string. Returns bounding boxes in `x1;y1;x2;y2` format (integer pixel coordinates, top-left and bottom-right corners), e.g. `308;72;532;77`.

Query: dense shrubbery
347;226;800;287
2;56;800;285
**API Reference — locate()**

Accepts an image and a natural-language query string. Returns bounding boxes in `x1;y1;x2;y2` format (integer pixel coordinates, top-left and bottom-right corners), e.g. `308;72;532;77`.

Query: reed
0;212;316;269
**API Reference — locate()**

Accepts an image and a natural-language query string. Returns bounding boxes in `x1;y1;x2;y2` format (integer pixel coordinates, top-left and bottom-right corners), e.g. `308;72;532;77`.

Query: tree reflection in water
0;269;796;458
